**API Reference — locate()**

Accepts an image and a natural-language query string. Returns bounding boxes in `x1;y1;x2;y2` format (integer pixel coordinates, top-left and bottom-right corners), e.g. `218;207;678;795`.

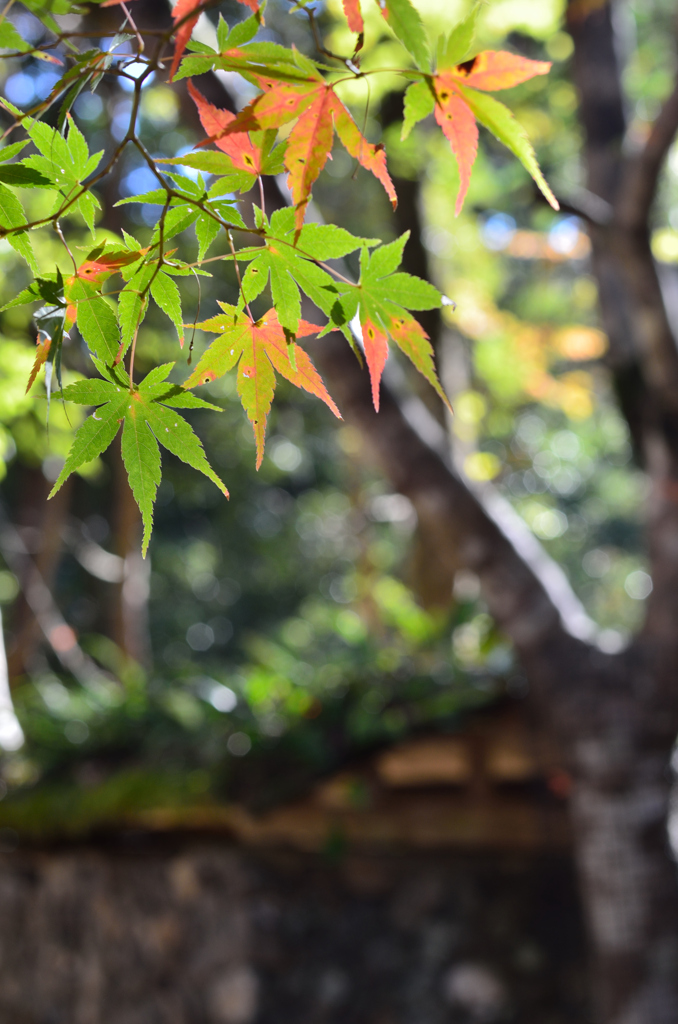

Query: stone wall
0;839;588;1024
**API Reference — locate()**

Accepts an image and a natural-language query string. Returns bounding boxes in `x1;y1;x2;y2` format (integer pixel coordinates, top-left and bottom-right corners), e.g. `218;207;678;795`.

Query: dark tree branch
617;78;678;230
569;0;678;420
313;331;589;664
567;0;626;203
552;187;613;226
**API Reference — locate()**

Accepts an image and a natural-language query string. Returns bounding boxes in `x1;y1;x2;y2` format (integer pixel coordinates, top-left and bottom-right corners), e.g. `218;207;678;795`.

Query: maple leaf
453;51;552;91
343;0;364;35
104;0;261;79
285;87;336;228
64;247;144;327
433;76;478;216
325;233;448;412
0;272;68;400
207;76;397;228
168;0;262;80
184;304;341;468
51;365;227;555
72;248;144;285
402;49;556;214
172;29;302;85
376;0;430;71
25;331;52;394
188;81;262;175
359;239;449;412
329;94;397;215
169;0;204;81
238;206;379;334
213;76;322;137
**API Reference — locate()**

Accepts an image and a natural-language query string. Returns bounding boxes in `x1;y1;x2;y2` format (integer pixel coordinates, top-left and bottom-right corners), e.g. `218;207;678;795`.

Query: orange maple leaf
25;332;53;394
330;93;396;212
184;305;341;468
73;250;144;284
343;0;364;34
213;77;322;136
360;313;389;412
454;51;552;91
203;77;397;228
433;79;478;216
285;87;337;228
188;81;262;174
433;51;553;214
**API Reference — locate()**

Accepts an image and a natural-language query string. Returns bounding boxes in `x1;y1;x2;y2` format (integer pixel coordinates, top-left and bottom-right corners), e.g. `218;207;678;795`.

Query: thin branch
54;220;77;274
0;504;113;689
227;228;254;320
120;1;145;55
547;187;612;226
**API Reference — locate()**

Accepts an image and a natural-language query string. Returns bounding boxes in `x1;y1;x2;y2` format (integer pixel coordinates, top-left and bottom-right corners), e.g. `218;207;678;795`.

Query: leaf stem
54;221;77;275
227;229;254;320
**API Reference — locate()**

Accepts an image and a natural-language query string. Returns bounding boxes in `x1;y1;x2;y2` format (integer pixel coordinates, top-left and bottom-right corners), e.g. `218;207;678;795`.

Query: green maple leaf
376;0;431;71
18;113;103;233
50;365;227;555
329;232;449;412
401;79;435;140
184;302;341;468
436;2;481;69
239;206;378;335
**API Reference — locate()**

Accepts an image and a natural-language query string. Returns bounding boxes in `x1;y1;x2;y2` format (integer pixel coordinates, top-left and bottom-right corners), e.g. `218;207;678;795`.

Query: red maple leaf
433;78;478;216
169;0;204;81
188;82;262;174
360;313;389;412
184;305;341;467
342;0;364;34
432;51;554;214
203;77;397;228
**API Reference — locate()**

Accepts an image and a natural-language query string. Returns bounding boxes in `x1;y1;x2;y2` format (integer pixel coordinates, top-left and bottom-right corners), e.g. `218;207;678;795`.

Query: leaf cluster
0;0;558;553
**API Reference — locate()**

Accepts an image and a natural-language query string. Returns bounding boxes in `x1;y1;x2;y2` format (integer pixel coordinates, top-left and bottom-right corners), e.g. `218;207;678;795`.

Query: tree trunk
570;767;678;1023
